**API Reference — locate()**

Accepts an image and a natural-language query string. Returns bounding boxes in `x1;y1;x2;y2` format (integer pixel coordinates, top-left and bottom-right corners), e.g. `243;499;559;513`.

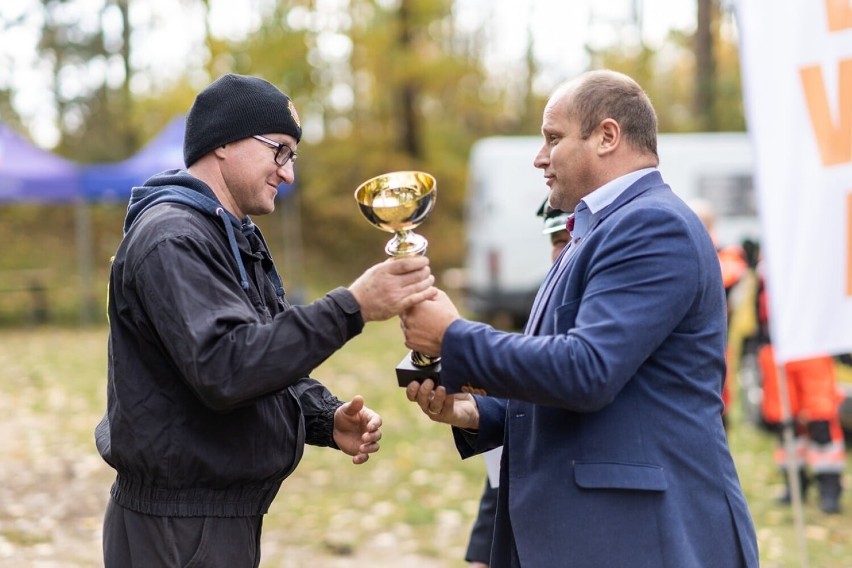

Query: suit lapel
526;244;574;334
524;171;668;335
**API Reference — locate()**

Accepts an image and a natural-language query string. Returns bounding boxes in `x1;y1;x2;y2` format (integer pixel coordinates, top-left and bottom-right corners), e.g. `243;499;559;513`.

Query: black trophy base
396;352;442;387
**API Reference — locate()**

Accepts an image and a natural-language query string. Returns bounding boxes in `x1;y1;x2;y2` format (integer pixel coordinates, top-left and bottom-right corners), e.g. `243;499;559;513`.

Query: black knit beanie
183;73;302;167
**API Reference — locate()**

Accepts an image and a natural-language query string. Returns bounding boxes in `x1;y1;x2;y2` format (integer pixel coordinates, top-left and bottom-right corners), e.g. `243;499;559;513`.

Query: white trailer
463;132;758;328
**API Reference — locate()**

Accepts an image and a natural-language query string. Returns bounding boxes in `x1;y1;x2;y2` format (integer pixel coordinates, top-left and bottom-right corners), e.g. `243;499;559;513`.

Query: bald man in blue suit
401;70;759;567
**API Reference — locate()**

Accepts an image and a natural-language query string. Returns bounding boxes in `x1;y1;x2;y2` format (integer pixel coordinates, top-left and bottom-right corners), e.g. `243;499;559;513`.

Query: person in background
540;203;573;261
400;69;758;567
689;198;748;428
95;73;436;568
464;203;571;568
755;263;845;514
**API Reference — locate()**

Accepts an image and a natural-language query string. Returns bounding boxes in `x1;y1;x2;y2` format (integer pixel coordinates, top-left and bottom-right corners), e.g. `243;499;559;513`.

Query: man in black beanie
95;73;437;567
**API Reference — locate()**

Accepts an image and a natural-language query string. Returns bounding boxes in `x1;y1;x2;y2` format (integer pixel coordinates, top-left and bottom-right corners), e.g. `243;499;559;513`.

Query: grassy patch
0;324;850;567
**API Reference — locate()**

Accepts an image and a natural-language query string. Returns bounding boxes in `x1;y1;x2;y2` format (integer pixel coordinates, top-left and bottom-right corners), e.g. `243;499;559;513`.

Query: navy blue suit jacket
445;171;759;567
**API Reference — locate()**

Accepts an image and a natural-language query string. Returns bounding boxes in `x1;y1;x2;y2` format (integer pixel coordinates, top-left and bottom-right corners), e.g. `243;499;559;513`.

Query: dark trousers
466;478;498;563
102;499;264;568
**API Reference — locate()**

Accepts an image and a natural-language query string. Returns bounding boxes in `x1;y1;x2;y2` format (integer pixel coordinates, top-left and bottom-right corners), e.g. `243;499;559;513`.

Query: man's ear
597;118;620;156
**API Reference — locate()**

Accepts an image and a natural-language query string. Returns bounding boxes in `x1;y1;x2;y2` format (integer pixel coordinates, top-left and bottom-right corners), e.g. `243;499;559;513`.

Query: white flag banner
735;0;852;362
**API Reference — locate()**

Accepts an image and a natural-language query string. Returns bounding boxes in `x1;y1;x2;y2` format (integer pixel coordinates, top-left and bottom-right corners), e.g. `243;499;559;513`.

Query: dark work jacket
95;169;364;517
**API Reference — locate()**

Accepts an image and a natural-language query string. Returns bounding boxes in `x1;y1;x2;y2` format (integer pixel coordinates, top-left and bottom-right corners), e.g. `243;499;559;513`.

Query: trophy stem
385;231;428;257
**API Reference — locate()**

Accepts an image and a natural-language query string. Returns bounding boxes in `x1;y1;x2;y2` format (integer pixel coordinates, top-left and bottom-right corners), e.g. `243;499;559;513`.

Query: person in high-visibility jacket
756;266;845;514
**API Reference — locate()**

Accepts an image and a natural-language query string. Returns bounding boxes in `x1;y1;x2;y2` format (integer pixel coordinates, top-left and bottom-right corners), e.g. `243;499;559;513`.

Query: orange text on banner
826;0;852;31
800;59;852;167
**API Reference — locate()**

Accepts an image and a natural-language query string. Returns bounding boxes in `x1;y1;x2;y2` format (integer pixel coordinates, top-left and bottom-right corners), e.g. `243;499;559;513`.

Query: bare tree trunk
521;23;538;130
117;0;136;151
694;0;718;130
397;0;422;159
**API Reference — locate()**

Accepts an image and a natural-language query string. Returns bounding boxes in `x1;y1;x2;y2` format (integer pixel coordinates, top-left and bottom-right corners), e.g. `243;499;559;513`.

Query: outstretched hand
333;395;383;465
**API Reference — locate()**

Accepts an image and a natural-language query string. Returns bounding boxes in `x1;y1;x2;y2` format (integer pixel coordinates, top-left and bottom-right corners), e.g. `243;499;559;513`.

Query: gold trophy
355;171;441;387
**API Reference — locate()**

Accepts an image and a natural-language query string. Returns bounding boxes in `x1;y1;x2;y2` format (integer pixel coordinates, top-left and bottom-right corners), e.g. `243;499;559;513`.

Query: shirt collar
571;167;657;240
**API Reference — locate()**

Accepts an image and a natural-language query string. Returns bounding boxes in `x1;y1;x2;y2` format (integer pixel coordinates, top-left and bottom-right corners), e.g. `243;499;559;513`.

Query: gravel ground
0;326;474;567
0;389;109;568
0;385;454;568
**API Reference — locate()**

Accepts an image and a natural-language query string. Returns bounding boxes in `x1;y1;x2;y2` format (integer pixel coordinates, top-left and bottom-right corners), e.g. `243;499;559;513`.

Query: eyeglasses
252;135;298;166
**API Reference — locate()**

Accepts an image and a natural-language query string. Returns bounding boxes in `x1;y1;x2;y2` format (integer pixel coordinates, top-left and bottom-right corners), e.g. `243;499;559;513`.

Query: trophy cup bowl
354;171;442;386
354;171;437;257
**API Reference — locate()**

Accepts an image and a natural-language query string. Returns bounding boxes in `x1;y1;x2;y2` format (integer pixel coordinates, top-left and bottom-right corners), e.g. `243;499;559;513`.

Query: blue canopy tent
81;115;187;201
80;115;303;301
0;118;303;323
0;123;87;322
81;115;296;199
0;123;80;202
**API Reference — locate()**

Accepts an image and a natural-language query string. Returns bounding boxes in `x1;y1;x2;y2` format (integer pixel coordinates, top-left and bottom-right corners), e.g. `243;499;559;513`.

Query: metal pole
776;362;809;568
74;198;95;325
